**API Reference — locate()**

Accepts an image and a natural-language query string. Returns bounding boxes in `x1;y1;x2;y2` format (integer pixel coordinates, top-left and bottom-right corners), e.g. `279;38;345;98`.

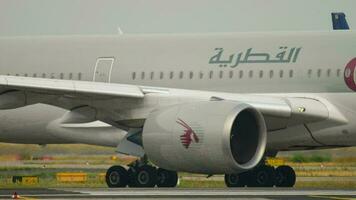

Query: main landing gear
105;161;178;188
225;165;296;188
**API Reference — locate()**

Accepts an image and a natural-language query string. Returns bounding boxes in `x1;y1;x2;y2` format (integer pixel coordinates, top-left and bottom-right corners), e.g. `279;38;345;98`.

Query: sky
0;0;355;36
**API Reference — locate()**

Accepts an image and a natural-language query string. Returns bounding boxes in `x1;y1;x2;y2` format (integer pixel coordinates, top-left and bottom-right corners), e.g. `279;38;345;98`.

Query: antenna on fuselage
117;27;124;35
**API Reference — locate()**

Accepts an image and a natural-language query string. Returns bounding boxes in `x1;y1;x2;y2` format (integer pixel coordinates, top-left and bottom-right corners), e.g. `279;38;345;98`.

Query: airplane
0;13;354;188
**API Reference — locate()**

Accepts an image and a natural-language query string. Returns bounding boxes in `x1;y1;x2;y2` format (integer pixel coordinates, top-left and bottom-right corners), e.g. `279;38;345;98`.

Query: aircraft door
93;57;115;82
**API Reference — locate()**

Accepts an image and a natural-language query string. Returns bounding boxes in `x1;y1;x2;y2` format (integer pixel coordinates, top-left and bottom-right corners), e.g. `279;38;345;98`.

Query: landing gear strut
225;164;296;188
105;157;179;188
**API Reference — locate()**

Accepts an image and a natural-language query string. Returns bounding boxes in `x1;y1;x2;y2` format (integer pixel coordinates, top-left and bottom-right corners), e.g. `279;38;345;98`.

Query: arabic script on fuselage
209;47;302;68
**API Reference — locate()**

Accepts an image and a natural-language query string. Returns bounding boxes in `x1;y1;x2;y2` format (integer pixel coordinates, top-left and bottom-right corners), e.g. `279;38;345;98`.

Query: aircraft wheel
129;165;157;187
248;165;275;187
275;165;296;187
156;168;178;187
106;165;128;188
224;172;247;187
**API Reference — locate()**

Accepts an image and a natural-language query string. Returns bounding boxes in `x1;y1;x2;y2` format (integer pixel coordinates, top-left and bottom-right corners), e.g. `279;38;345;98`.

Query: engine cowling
142;101;267;174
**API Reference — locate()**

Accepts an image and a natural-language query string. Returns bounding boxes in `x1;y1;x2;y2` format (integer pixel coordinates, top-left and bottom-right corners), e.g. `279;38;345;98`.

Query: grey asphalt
0;188;355;199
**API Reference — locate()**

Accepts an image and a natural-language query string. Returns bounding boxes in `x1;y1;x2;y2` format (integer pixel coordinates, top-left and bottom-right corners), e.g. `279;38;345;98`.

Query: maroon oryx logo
344;58;356;91
176;118;199;149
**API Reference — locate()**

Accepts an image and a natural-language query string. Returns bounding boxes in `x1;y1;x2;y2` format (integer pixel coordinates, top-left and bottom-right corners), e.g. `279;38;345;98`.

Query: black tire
127;167;137;187
106;165;128;188
224;172;247;187
275;165;296;187
156;168;178;187
129;165;157;187
248;165;275;187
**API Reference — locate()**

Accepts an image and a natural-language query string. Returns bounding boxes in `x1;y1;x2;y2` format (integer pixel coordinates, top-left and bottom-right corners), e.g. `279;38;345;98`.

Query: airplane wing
0;75;346;131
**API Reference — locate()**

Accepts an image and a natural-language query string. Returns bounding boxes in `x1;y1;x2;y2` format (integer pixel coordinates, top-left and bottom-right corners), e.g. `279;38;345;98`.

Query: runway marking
0;194;88;199
310;195;356;200
18;197;38;200
67;189;356;197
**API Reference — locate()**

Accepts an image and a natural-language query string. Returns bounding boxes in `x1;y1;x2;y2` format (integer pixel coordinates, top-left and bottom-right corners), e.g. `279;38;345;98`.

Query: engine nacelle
142;101;267;174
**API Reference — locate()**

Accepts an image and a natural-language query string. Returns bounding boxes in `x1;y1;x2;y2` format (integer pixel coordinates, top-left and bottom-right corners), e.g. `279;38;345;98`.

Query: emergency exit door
93;57;115;82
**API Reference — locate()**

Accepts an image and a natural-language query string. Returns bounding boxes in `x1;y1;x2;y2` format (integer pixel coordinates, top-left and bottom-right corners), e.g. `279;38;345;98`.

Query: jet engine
142;101;267;174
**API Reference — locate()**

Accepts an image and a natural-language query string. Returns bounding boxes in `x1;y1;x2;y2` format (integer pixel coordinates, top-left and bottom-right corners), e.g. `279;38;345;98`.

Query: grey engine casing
142;101;267;174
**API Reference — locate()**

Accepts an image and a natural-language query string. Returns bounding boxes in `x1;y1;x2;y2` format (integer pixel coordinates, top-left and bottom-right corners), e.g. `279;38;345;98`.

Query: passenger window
132;72;136;80
219;71;223;79
239;71;243;79
50;73;55;79
160;72;164;79
199;71;204;79
229;71;233;79
150;72;154;80
60;73;64;79
317;69;322;78
279;70;284;78
308;69;312;78
33;73;37;78
78;73;82;80
69;73;73;80
179;71;184;79
42;73;46;78
24;73;28;77
289;70;293;78
337;69;341;77
169;71;173;79
141;72;145;80
327;69;331;77
189;71;193;79
269;70;274;78
249;70;253;78
170;71;174;79
259;70;263;78
209;71;213;79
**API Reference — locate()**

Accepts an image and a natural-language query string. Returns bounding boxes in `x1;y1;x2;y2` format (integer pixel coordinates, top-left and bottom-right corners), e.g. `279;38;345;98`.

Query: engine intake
142;101;267;174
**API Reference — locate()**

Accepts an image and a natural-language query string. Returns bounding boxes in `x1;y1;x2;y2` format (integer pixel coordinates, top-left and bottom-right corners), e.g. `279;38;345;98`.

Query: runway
0;188;356;200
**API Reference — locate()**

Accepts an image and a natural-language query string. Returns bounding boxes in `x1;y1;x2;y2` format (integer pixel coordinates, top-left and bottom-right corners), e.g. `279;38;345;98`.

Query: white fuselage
0;31;356;151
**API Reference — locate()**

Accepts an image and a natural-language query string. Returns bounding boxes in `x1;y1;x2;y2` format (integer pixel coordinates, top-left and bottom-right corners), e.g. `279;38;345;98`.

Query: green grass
178;180;225;188
290;154;332;163
296;181;356;189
